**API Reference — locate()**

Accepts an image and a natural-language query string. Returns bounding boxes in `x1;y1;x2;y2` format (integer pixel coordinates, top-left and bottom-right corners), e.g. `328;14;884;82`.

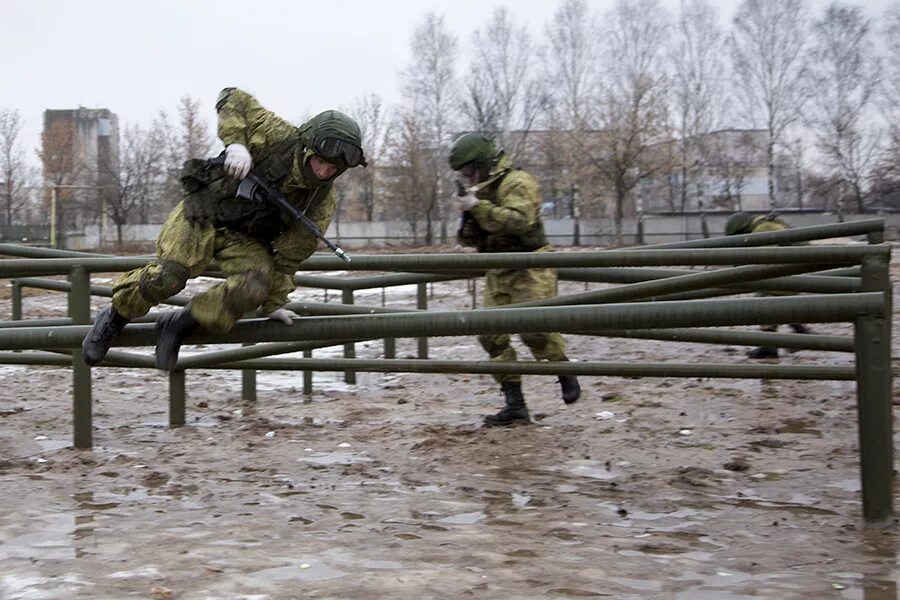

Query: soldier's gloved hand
224;143;252;180
266;308;298;325
457;193;479;212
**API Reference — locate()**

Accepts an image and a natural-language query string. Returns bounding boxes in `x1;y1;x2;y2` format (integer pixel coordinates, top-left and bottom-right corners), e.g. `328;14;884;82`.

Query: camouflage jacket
459;154;549;253
216;88;336;275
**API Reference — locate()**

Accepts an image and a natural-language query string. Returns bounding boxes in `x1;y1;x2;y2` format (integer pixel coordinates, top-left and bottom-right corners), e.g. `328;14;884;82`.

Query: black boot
82;305;130;366
559;375;581;404
790;324;812;335
484;382;530;426
155;306;199;371
747;346;778;359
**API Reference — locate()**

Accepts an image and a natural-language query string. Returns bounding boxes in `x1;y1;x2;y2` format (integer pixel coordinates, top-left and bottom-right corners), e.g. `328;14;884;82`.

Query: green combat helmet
299;109;367;170
448;132;498;175
725;211;755;236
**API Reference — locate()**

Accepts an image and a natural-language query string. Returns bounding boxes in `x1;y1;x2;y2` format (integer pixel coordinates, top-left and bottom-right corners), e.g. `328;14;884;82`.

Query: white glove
267;308;298;325
457;193;479;211
224;143;252;180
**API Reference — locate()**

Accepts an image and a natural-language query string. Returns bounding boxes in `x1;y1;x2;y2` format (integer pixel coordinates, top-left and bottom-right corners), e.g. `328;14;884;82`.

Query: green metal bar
0;351;71;365
169;370;186;427
242;350;257;402
303;348;312;395
854;254;894;526
577;329;854;353
558;267;861;295
384;337;395;359
0;246;890;277
417;282;428;359
287;300;418;315
12;278;191;307
503;264;821;309
177;338;359;369
208;357;855;381
285;245;893;272
342;288;356;384
11;280;22;321
0;318;73;328
0;294;884;351
643;218;884;249
68;266;92;450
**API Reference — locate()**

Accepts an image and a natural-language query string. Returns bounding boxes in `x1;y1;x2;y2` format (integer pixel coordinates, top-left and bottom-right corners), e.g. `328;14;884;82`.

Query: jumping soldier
82;87;366;370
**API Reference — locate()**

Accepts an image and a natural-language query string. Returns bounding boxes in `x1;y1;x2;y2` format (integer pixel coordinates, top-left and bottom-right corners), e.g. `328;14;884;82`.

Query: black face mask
313;136;367;168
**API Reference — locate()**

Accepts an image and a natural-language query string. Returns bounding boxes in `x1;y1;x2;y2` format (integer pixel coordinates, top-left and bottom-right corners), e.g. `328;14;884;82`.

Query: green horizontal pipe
577;329;854;352
2;246;888;278
177;338;360;369
642;218;884;249
0;352;854;381
210;357;856;381
504;263;821;308
0;318;73;328
0;293;883;351
286;301;418;315
294;271;476;291
558;267;861;294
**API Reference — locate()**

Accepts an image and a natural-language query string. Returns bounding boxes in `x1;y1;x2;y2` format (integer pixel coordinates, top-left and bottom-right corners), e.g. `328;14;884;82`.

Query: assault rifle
208;156;350;262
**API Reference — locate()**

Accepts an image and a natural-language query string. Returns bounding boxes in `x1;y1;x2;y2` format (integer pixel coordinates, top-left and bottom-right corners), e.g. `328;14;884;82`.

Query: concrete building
41;108;119;243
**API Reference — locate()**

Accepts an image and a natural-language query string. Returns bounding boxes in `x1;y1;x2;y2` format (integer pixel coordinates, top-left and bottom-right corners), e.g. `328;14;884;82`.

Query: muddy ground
1;254;899;600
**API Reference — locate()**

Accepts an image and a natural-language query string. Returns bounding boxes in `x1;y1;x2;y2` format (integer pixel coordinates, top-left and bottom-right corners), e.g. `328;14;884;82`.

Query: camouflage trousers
111;202;293;333
479;258;567;384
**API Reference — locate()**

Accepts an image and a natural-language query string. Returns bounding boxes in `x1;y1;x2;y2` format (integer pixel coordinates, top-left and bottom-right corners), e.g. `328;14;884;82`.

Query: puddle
297;451;372;465
437;511;486;525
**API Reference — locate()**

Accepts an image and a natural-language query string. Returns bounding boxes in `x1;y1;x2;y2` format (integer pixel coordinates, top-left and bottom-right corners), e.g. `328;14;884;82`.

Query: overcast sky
2;0;895;165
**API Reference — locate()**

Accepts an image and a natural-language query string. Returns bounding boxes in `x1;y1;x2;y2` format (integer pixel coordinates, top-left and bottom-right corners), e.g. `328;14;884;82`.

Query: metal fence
0;218;893;524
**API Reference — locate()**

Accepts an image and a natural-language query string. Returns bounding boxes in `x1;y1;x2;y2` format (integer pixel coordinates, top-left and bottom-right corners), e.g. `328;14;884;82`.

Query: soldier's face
460;163;480;186
309;155;339;180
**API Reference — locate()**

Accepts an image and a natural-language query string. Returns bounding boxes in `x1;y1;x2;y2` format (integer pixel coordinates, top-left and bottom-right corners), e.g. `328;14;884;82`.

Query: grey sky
2;0;894;165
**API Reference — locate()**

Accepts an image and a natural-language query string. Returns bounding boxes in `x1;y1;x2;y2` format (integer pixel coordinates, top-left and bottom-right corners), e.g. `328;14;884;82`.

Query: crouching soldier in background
724;211;813;359
448;132;581;426
82;87;366;370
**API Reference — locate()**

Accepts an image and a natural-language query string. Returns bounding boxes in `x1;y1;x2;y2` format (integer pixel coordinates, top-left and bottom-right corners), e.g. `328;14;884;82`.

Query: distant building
41;108;119;235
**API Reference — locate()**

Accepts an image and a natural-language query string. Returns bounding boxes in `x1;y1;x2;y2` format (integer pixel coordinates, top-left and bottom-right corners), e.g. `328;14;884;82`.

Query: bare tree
0;108;32;228
461;7;545;161
670;0;727;211
400;12;459;244
590;0;672;245
729;0;810;209
381;110;432;244
870;4;900;204
806;3;881;214
341;94;388;222
543;0;598;130
98;123;167;244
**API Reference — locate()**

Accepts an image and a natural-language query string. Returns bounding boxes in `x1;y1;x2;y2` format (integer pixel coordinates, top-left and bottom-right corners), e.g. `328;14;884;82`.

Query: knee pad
139;260;190;303
520;332;549;352
478;333;509;357
223;269;269;314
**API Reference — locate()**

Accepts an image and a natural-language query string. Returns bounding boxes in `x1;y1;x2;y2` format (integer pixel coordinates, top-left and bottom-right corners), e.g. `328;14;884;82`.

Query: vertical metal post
169;370;186;427
417;282;428;359
382;286;395;358
240;312;257;403
69;266;92;449
342;288;356;384
470;278;477;310
242;365;257;403
303;348;313;396
11;280;22;321
854;254;893;526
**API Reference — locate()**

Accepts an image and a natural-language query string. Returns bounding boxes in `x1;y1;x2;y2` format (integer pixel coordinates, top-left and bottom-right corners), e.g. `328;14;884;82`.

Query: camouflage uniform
83;88;364;370
112;88;338;334
459;153;567;384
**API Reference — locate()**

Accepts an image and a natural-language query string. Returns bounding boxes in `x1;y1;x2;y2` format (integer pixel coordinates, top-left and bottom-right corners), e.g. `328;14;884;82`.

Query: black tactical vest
180;136;331;243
